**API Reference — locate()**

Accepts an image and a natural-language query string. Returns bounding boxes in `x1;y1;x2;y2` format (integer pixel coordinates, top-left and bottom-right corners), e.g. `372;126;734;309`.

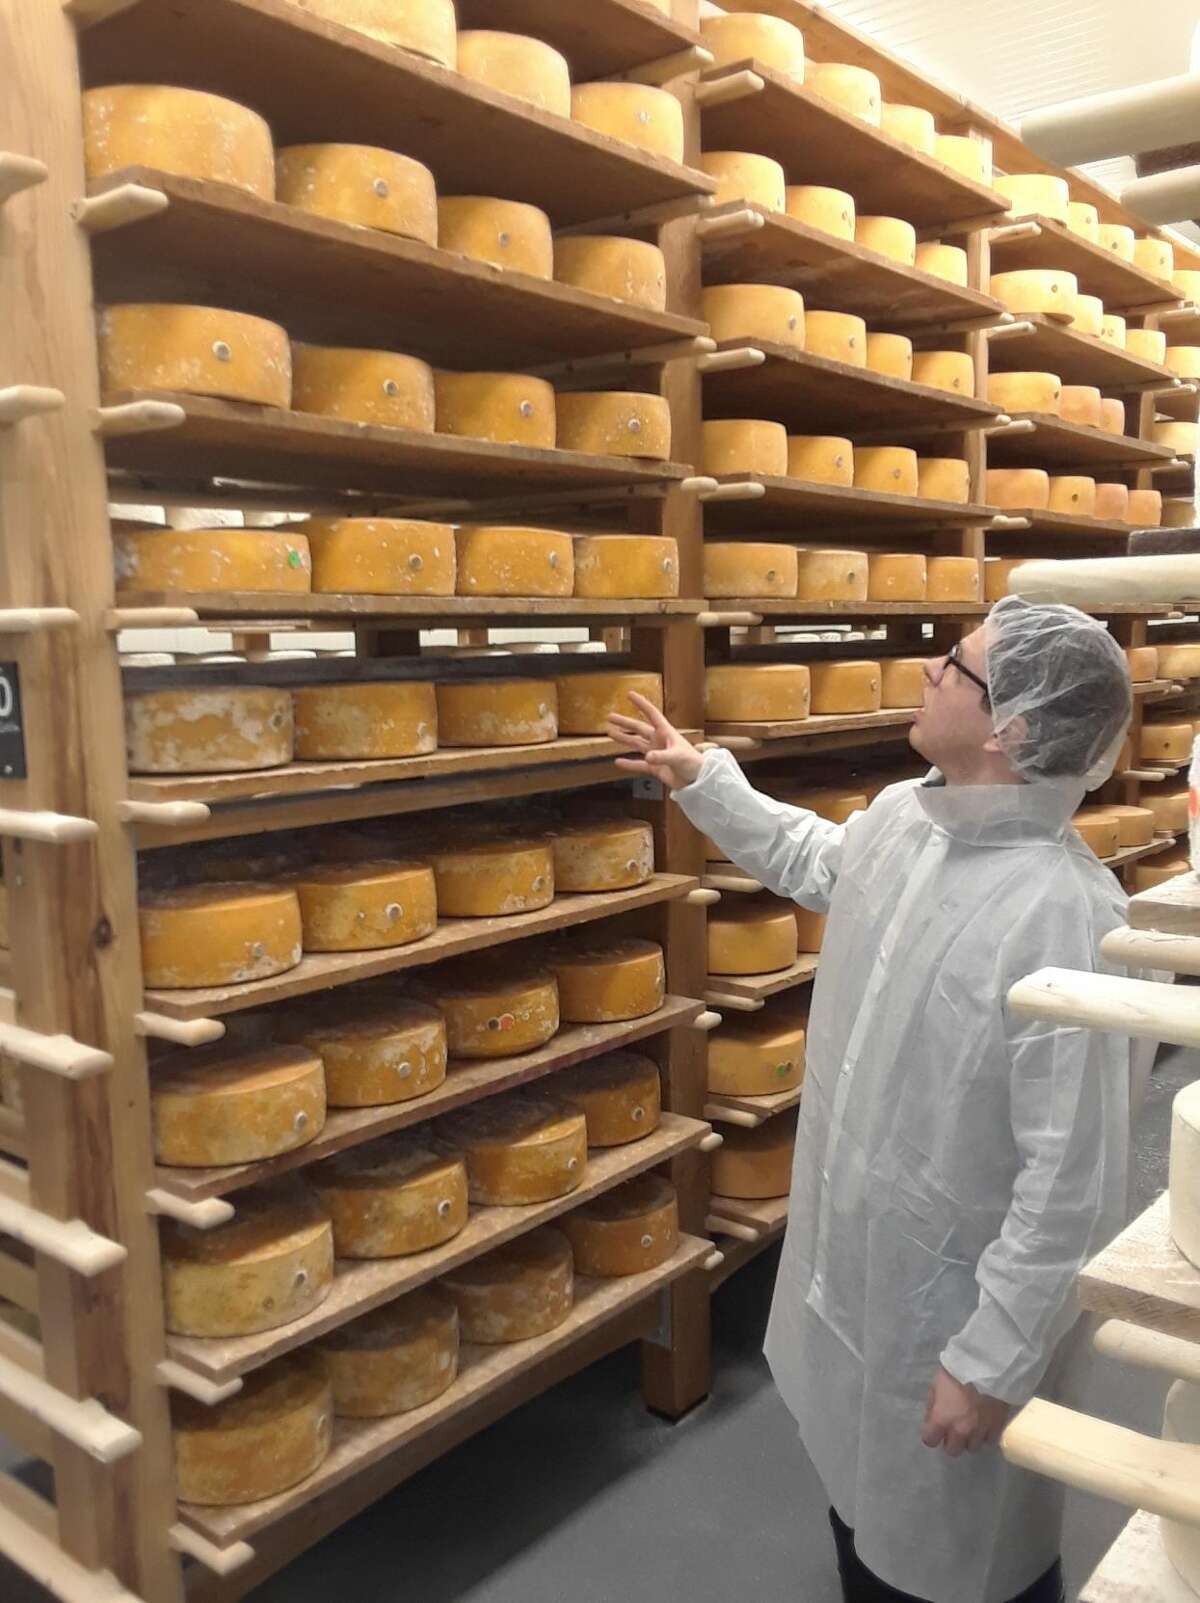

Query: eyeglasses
943;640;991;707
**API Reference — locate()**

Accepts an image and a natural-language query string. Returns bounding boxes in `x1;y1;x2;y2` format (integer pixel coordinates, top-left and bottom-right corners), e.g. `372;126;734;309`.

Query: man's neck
938;752;1023;787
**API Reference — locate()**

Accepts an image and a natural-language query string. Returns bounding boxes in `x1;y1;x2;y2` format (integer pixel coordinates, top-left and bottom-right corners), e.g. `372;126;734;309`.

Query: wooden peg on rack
0;154;48;204
679;476;719;495
0;386;65;426
0;608;78;632
0;1350;141;1463
135;1011;225;1047
985;419;1037;437
988;515;1032;530
987;321;1037;341
155;1360;242;1406
617;44;714;86
107;605;200;630
0;1192;126;1276
705;1214;760;1242
0;808;97;844
72;183;167;234
697;347;765;374
699;480;766;502
115;799;211;826
146;1189;234;1230
712;735;762;752
697;207;765;241
705;989;764;1012
695;69;764;107
169;1524;257;1578
988;221;1042;243
690;1009;724;1031
703;1102;759;1127
93;400;185;438
699;1130;725;1152
0;1022;112;1080
1093;1320;1200;1385
685;887;721;907
696;610;763;627
703;1250;726;1273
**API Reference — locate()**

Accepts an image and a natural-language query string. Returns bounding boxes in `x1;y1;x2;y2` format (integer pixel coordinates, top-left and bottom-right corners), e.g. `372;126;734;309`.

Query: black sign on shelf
0;662;28;780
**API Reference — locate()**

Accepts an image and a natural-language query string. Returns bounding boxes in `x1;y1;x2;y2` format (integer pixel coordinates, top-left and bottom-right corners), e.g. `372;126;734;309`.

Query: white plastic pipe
1021;74;1200;167
1121;163;1200;226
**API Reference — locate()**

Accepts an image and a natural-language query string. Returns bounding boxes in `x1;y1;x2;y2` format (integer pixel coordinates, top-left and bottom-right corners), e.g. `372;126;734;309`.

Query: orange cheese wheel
438;196;554;278
283;859;436;952
774;785;867;823
553;235;666;310
554;392;671;460
865;333;913;380
700;151;786;211
126;687;293;775
787;434;853;485
418;962;559;1058
990;269;1078;319
553;1051;661;1146
807;62;881;123
276;144;436;244
1167;347;1200;380
915;242;968;284
917;457;970;502
436;1092;586;1204
560;1173;679;1278
1099;804;1156;848
573;534;678;598
986;370;1062;415
455;525;572;597
793;548;868;601
291;1002;447;1107
434;371;555;448
880;658;927;709
934;135;991;184
140;882;302;989
995;173;1070;224
704;542;798;598
926;556;980;601
1048;475;1097;515
704;418;789;478
319;1287;459;1418
855;215;916;265
427;838;553;917
1099;398;1127;434
984;558;1023;601
1127;328;1169;365
292;682;437;760
572;83;684;160
1134;238;1174;280
1175;269;1200;300
794;904;826;952
172;1350;332;1507
549;818;654;892
703;284;805;349
457;32;571;116
708;1005;806;1096
302;517;454;595
84;85;275;198
1059;385;1103;427
1125;646;1159;683
555;670;662;734
912;349;975;396
1133;853;1190;891
1147;787;1189;833
545;937;665;1023
1067;201;1100;241
441;1227;573;1343
1072;809;1121;857
699;12;806;78
292;343;434;430
705;663;810;722
1127;489;1164;527
435;679;557;747
98;303;291;407
805;310;867;366
809;659;882;714
1153;419;1199;456
1140;720;1194;763
710;1110;797;1199
708;901;799;976
1100;313;1127;348
784;184;855;240
868;552;927;601
854;447;918;495
880;102;936;155
291;0;456;64
985;468;1050;509
1157;643;1200;679
1070;294;1104;338
313;1134;469;1257
151;1044;325;1168
113;524;311;595
1098;225;1135;261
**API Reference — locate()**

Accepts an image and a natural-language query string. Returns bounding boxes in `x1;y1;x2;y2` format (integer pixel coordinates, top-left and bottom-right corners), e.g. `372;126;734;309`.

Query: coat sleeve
672;748;849;911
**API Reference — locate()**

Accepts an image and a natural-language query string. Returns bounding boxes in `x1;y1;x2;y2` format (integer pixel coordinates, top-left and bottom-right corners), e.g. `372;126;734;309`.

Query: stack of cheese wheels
868;553;927;601
917;457;970;502
98;303;292;407
113;524;313;595
572;83;685;161
855;447;918;495
700;151;786;211
573;534;678;598
293;0;456;64
555;670;662;734
856;216;916;266
807;61;881;123
553;236;667;311
435;679;557;747
881;658;927;709
986;467;1050;509
809;659;882;714
313;1132;469;1257
1140;719;1195;763
554;1051;661;1146
172;1349;333;1507
703;284;805;349
560;1174;680;1278
881;103;936;155
549;818;654;892
434;371;555;447
786;185;855;240
441;1227;573;1343
319;1287;459;1418
989;269;1078;320
161;1178;333;1337
911;350;975;396
276;144;438;244
140;881;303;989
1094;483;1130;521
865;333;913;380
708;1001;806;1096
126;687;294;775
934;134;991;184
457;31;571;115
1126;489;1163;527
438;196;555;277
437;1092;587;1205
1059;386;1103;428
555;391;671;460
1070;808;1120;858
1132;851;1190;891
1125;645;1159;683
1128;329;1169;365
806;311;867;366
1067;202;1100;241
1158;643;1200;680
915;242;969;285
708;900;799;975
289;1001;447;1107
427;836;553;916
301;517;455;595
704;419;788;477
711;1110;798;1199
705;542;799;599
150;1042;326;1167
292;682;438;760
927;556;981;601
995;173;1070;224
700;12;806;78
987;371;1062;416
788;434;853;484
283;859;437;952
416;960;560;1057
706;663;810;723
543;937;665;1023
83;85;275;198
1148;786;1189;834
292;342;435;429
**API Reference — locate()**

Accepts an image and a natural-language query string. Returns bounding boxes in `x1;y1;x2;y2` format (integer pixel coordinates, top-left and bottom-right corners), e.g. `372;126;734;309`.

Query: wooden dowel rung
705;1214;761;1242
697;346;766;373
169;1523;256;1577
988;221;1043;242
988;515;1032;530
135;1011;225;1047
107;607;200;630
699;480;766;501
685;887;721;906
703;1102;761;1127
0;1470;144;1603
986;321;1037;340
986;419;1037;437
0;608;79;633
696;611;764;627
0;1194;125;1277
703;1249;726;1272
72;183;167;234
1100;924;1200;975
1093;1319;1200;1384
0;154;48;204
698;1130;724;1152
93;400;185;438
695;68;764;107
689;1009;724;1032
0;1351;140;1463
0;808;97;844
712;735;762;751
155;1360;242;1407
115;799;211;826
0;386;66;426
705;990;765;1012
0;1022;112;1081
617;44;714;86
697;206;765;240
146;1188;234;1230
1008;967;1200;1048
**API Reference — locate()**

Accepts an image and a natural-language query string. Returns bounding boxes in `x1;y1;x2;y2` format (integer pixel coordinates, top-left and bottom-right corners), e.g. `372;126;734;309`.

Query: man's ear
985;713;1025;761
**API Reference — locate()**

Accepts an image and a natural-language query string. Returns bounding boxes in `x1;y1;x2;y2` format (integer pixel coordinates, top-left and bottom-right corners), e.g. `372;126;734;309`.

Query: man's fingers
627;692;674;735
607;713;656;741
919;1418;944;1450
614;756;654;776
943;1431;967;1460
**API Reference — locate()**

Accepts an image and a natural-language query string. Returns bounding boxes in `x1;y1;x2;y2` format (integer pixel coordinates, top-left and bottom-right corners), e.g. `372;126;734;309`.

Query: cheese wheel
1066;201;1100;241
1134;238;1174;280
774;785;867;823
1099;398;1127;434
434;371;555;448
553;1051;661;1146
1127;328;1168;364
868;552;927;601
1127;489;1164;527
805;310;866;367
700;151;786;212
1099;804;1157;847
704;418;788;478
708;1006;806;1096
441;1227;573;1343
794;905;826;952
140;882;302;989
457;32;571;117
1098;224;1135;261
880;657;927;709
1048;475;1097;516
126;687;293;775
703;542;796;598
1100;313;1127;347
855;215;916;266
1093;482;1130;521
917;457;970;502
1147;786;1189;832
292;0;455;64
793;548;868;602
313;1134;469;1257
705;663;810;722
995;173;1070;224
545;937;665;1023
1175;269;1200;301
809;659;882;714
914;242;968;285
865;333;913;380
912;350;975;396
151;1044;325;1168
1070;294;1105;338
854;447;918;495
300;516;454;596
699;13;806;79
984;557;1022;601
1125;645;1159;682
573;534;678;598
291;1002;446;1107
292;682;437;760
985;467;1050;509
435;679;557;747
1140;720;1194;762
437;1092;586;1204
1132;852;1190;891
703;284;805;349
83;85;274;199
989;269;1078;320
787;434;853;485
98;304;291;407
554;391;671;461
276;144;436;244
926;556;980;601
1154;419;1199;455
549;818;654;892
880;102;936;155
554;670;662;734
710;1110;797;1199
1167;347;1200;380
284;860;436;952
560;1173;679;1278
319;1287;458;1418
113;525;311;595
1072;810;1120;858
986;370;1062;415
708;901;798;976
292;344;435;430
807;62;880;124
437;196;553;279
172;1350;332;1507
1163;497;1197;526
784;185;855;240
454;525;572;597
427;837;553;917
934;135;991;184
1157;643;1200;680
553;236;666;311
572;83;684;161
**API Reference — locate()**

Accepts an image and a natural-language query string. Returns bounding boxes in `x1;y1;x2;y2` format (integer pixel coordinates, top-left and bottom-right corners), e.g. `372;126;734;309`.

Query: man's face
909;625;998;769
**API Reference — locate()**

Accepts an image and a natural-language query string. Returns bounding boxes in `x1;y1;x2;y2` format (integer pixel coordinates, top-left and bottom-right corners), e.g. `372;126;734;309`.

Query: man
608;596;1141;1603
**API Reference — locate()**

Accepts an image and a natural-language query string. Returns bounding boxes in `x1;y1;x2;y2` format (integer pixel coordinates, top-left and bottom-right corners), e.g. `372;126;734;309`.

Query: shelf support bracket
697;346;765;373
93;401;186;438
0;808;97;844
169;1524;256;1578
72;184;168;235
697;207;765;241
156;1361;242;1407
135;1011;226;1047
146;1189;234;1230
0;1194;126;1276
695;69;764;107
698;480;766;502
0;154;48;204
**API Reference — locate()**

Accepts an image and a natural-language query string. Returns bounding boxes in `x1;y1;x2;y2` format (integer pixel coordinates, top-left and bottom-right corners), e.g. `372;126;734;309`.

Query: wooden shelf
1153;385;1200;425
708;1192;790;1236
989;215;1181;311
987;414;1176;471
1102;835;1179;870
708;1225;780;1288
154;997;703;1204
116;590;701;628
1077;1193;1200;1341
100;391;693;500
697;60;1009;229
455;0;703;78
706;954;820;1005
75;0;716;229
701;474;997;536
985;507;1134;543
987;314;1174;391
1080;1510;1194;1603
707;600;987;618
178;1231;714;1547
89;170;707;368
700;203;1004;330
143;873;697;1020
1152;460;1198;497
706;1083;802;1126
706;708;916;742
702;339;1001;435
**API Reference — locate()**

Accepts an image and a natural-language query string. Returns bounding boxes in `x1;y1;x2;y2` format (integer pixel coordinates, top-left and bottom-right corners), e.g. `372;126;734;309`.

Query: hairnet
985;595;1132;788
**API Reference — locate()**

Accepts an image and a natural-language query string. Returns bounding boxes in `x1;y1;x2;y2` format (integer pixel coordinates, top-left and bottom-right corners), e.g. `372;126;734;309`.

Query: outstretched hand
606;692;707;791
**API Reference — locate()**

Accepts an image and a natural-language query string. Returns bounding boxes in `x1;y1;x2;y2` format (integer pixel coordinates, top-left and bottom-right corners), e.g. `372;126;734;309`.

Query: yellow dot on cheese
807;61;880;124
300;517;454;596
290;1002;446;1107
785;184;855;240
544;937;665;1024
917;456;970;502
292;682;437;760
1072;808;1121;857
572;83;684;161
787;434;853;484
83;85;274;199
854;446;918;495
793;548;868;601
990;268;1078;321
549;818;654;893
172;1348;333;1508
553;235;666;311
705;663;810;722
1067;201;1100;241
794;904;827;952
436;1091;587;1204
880;657;927;708
1098;224;1136;260
1133;852;1190;891
912;349;975;396
703;284;805;349
1047;475;1097;515
151;1044;326;1168
140;882;302;989
1148;786;1189;832
573;534;678;599
126;686;293;775
1099;398;1126;433
555;670;662;735
112;525;312;596
711;1109;797;1200
417;960;560;1058
704;541;798;598
434;370;555;448
314;1133;469;1257
708;1003;806;1096
1167;346;1200;380
1070;294;1105;338
1134;237;1174;280
98;304;291;407
441;1226;573;1344
437;196;553;278
809;659;882;714
276;144;436;244
926;556;980;601
986;369;1062;415
161;1176;333;1338
1140;720;1194;762
700;151;786;212
554;391;671;460
1164;497;1196;526
708;901;798;976
560;1173;679;1278
984;557;1022;601
1094;482;1130;520
934;134;991;184
986;467;1050;509
284;859;437;952
805;310;867;367
1175;269;1200;300
867;552;927;600
704;418;788;478
880;102;936;155
292;0;455;63
554;1051;661;1146
855;215;916;266
435;679;557;747
1127;489;1163;527
291;342;435;430
1154;419;1199;455
1127;328;1168;365
865;333;913;380
457;31;572;117
455;524;573;597
427;837;553;918
700;12;805;78
995;173;1070;224
320;1286;458;1419
1125;645;1159;683
774;785;867;824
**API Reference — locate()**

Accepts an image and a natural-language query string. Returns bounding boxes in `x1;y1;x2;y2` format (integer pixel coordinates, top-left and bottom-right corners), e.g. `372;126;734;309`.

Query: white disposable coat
676;752;1139;1603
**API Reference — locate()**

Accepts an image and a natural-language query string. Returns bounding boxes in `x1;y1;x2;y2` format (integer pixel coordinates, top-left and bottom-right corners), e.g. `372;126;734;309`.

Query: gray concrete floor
1;1049;1193;1603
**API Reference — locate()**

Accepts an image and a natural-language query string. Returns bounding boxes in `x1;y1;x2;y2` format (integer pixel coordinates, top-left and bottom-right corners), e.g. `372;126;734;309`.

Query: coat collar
914;768;1085;845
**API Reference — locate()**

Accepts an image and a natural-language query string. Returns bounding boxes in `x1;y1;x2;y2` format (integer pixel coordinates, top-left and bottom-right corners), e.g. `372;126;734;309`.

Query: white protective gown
676;751;1139;1603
